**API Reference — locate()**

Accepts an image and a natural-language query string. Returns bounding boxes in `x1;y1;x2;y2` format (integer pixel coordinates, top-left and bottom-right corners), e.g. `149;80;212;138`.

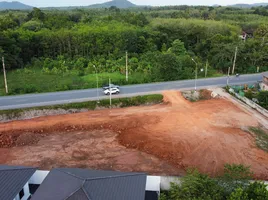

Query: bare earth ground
1;90;268;179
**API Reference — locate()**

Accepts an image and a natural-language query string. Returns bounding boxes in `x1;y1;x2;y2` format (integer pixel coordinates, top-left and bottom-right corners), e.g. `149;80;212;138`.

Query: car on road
102;84;120;90
103;87;120;95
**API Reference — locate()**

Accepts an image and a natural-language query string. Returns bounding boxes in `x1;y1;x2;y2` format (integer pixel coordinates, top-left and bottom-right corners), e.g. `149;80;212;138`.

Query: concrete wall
160;176;182;190
229;88;268;117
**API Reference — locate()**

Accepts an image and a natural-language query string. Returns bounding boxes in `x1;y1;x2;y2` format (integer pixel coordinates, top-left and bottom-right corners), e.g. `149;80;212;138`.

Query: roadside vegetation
0;94;163;121
245;91;268;110
160;164;268;200
1;6;268;95
226;85;268;110
249;127;268;152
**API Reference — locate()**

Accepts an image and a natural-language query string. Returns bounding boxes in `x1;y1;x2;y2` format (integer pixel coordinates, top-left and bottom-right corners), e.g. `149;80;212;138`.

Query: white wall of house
146;176;160;192
160;176;182;190
13;182;31;200
29;170;49;185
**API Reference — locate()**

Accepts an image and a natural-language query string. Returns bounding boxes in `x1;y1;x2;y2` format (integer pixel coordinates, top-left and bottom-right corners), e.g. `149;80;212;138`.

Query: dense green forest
0;6;268;95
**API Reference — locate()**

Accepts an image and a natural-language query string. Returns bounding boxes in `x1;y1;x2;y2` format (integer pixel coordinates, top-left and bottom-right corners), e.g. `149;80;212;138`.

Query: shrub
0;94;163;118
245;90;253;99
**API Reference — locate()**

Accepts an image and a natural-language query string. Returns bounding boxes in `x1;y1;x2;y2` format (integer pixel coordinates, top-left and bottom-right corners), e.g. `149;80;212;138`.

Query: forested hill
0;6;268;95
0;1;32;10
89;0;137;8
230;3;268;8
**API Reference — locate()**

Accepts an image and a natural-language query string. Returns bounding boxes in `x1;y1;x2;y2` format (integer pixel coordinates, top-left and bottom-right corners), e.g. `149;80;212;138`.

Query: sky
5;0;268;7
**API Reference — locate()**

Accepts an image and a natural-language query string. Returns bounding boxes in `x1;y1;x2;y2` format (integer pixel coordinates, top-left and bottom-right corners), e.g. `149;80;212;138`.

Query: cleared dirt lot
1;91;268;178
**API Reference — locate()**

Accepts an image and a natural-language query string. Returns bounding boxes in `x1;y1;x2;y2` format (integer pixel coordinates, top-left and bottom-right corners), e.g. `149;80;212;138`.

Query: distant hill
89;0;137;8
230;3;268;8
0;1;32;10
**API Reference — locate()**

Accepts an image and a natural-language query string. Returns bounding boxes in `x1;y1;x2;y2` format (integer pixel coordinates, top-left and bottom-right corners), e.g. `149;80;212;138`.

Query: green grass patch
0;69;151;96
0;67;225;96
249;127;268;152
0;94;163;120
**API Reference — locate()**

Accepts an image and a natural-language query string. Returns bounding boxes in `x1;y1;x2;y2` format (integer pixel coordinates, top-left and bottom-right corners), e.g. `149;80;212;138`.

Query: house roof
0;165;36;200
32;168;147;200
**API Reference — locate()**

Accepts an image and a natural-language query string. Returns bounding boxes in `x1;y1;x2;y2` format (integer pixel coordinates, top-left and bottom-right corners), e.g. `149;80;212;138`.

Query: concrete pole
227;67;230;86
109;78;112;108
126;51;128;82
205;60;208;78
2;57;8;94
195;63;197;92
93;65;99;102
232;47;238;75
191;58;197;92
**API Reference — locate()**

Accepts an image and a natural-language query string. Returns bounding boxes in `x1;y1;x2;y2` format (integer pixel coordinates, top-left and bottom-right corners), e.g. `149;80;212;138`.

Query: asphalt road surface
0;73;265;110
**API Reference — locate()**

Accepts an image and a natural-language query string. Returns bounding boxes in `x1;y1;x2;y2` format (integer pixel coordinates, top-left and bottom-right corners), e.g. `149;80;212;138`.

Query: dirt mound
199;89;213;100
182;89;213;102
0;134;16;148
0;90;268;179
0;132;44;148
15;133;42;147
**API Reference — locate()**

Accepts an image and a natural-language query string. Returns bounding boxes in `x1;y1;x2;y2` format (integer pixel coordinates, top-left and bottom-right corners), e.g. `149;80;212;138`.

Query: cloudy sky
7;0;267;7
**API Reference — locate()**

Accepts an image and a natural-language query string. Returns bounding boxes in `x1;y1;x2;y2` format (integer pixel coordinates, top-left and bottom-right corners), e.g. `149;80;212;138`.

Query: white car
103;87;120;95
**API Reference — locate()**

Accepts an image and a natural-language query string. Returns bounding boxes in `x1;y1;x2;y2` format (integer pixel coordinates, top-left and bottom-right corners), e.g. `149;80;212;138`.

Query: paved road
0;73;265;110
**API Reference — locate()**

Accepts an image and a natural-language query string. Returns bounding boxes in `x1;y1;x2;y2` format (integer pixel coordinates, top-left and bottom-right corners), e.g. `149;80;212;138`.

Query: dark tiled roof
32;168;147;200
0;165;36;200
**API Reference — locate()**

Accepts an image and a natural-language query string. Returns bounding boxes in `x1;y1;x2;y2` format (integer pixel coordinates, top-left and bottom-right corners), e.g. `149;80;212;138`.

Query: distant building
239;31;247;40
260;73;268;91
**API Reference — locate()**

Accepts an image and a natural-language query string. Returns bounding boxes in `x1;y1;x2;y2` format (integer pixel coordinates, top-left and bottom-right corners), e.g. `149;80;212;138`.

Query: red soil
0;91;267;178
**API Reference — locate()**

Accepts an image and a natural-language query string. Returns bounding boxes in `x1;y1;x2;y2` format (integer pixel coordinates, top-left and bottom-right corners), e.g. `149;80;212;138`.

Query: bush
257;91;268;109
0;94;163;117
245;90;253;99
228;182;268;200
162;164;259;200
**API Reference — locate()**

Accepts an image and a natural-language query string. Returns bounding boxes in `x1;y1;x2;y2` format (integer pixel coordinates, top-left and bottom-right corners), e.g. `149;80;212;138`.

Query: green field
0;68;223;96
0;68;152;96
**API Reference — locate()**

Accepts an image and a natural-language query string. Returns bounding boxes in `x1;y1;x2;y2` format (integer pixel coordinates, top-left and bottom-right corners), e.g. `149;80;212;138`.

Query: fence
229;88;268;118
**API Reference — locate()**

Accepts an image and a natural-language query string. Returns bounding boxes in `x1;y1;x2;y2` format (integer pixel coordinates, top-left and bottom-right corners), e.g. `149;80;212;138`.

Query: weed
249;127;268;152
0;94;163;119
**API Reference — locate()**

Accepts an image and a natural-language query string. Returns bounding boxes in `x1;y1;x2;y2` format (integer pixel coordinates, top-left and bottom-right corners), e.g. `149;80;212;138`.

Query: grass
249;127;268;152
0;67;224;96
0;94;163;120
0;69;151;96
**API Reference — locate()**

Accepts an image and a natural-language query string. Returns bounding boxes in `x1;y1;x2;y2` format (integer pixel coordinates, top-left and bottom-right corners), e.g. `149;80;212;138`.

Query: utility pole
227;67;230;86
2;57;8;94
191;58;198;92
232;47;238;75
109;78;112;109
195;64;197;92
93;65;99;102
126;51;128;82
205;60;208;78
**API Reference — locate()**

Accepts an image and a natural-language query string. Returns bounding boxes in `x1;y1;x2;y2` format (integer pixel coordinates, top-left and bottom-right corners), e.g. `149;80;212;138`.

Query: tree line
0;6;268;93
